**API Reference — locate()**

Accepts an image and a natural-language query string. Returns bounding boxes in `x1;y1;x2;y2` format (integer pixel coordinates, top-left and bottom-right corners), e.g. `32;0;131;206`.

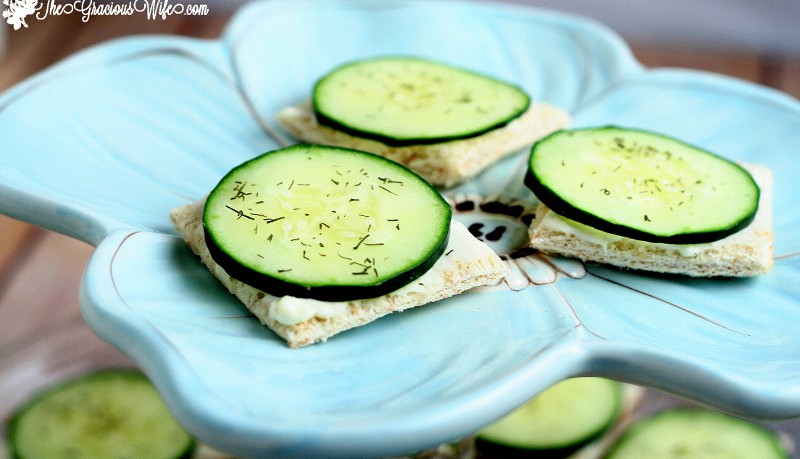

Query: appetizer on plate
6;369;195;459
605;408;789;459
475;378;642;458
277;56;570;187
524;126;773;276
171;145;506;348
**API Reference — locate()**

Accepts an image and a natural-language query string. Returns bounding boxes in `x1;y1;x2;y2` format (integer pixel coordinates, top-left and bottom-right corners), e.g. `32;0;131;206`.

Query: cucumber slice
312;56;530;146
7;369;194;459
203;144;451;301
524;126;760;244
605;408;788;459
476;377;623;456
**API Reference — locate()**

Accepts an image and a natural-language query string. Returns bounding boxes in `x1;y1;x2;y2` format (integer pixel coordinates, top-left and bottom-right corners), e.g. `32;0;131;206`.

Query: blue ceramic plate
1;1;799;457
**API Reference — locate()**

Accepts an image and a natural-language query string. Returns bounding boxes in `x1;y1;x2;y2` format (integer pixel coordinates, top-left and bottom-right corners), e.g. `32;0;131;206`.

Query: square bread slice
527;163;774;277
170;199;506;348
276;101;570;188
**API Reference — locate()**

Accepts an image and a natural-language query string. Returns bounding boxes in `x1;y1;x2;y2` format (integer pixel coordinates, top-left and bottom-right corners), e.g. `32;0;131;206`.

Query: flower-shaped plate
1;1;799;457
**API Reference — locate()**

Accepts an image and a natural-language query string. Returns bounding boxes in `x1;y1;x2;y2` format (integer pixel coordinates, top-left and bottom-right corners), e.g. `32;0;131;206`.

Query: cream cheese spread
539;209;752;258
268;220;476;325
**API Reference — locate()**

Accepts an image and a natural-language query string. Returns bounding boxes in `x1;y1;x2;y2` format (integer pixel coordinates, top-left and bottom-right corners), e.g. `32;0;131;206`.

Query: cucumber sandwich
475;378;641;458
524;126;773;276
171;145;506;347
6;369;195;459
277;56;570;187
605;408;788;459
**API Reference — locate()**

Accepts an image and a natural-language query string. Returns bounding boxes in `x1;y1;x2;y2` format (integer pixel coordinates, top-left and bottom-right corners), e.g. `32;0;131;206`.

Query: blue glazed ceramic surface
1;1;799;457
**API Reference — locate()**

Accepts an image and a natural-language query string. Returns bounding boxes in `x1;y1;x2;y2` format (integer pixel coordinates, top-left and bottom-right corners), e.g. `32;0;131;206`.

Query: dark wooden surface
1;8;799;458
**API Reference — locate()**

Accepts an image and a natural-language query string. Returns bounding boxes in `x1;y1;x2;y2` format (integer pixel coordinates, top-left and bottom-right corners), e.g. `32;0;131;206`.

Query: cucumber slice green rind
524;126;760;244
7;369;195;459
312;56;530;146
605;408;788;459
203;144;451;301
477;378;623;454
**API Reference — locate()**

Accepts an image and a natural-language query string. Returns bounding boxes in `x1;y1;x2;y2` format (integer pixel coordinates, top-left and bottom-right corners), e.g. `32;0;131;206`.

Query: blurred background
2;0;800;59
500;0;800;56
2;0;798;92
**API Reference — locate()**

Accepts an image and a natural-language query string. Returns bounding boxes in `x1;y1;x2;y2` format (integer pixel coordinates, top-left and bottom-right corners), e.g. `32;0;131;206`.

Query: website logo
2;0;209;28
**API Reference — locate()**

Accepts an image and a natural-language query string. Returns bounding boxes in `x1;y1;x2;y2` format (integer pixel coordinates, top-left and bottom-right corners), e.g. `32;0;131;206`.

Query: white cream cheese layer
538;212;726;257
269;296;349;325
268;220;479;325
